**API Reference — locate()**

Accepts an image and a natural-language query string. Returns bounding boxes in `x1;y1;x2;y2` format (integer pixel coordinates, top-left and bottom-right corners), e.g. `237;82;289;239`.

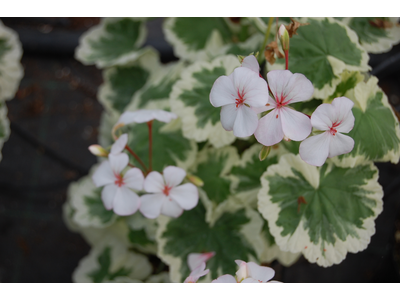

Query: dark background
0;17;399;283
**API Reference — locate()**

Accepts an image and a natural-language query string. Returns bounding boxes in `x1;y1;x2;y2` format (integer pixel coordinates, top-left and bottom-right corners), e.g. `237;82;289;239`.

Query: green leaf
128;228;155;246
325;70;364;103
268;18;369;99
156;200;263;282
258;154;383;267
75;17;148;68
170;55;240;148
84;188;115;225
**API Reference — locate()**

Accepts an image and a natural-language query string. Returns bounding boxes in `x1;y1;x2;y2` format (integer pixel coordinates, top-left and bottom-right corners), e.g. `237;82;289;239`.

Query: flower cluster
90;109;199;218
210;55;355;166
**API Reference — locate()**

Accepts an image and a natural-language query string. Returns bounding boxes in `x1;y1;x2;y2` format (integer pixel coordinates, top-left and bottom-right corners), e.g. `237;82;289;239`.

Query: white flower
241;55;260;74
209;66;269;138
114;109;177;129
92;135;144;216
139;166;198;219
212;260;276;283
184;262;209;283
254;70;314;146
299;97;355;166
188;252;215;271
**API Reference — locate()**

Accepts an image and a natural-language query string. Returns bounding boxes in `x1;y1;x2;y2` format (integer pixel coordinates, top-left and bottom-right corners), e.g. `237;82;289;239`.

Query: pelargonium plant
63;17;400;282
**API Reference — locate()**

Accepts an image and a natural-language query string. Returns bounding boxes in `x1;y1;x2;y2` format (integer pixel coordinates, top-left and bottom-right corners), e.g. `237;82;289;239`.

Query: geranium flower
254;70;314;146
184;262;209;283
114;109;177;129
139;166;198;219
209;66;269;138
92;135;144;216
212;260;276;283
299;97;355;166
188;252;215;271
241;55;260;74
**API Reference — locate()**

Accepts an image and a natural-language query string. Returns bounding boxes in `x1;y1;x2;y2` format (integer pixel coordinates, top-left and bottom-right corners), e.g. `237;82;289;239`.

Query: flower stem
284;50;289;70
125;145;148;174
147;120;153;173
257;17;274;64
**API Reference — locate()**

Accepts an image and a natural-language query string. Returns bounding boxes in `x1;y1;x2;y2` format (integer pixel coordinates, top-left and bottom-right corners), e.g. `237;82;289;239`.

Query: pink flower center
114;173;125;187
329;120;342;136
163;185;172;196
275;92;291;108
235;89;245;108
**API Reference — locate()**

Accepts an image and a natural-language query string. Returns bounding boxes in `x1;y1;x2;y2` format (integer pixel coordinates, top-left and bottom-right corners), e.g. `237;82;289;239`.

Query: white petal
187;252;215;271
267;70;293;101
163;166;186;188
143;171;165;193
161;199;183;218
299;132;331;167
110;133;128;154
124;168;144;191
152;110;178;123
113;187;141;216
328;132;355;158
189;262;208;279
140;193;164;219
311;103;336;131
101;184;117;210
109;153;129;174
117;111;136;126
220;104;238;131
211;274;237;283
331;97;355;133
241;55;259;74
283;73;314;104
251;96;276;114
233;105;259;137
246;262;275;283
254;109;284;146
209;75;236;107
169;183;199;210
135;109;177;123
280;107;312;141
92;160;115;187
235;260;249;282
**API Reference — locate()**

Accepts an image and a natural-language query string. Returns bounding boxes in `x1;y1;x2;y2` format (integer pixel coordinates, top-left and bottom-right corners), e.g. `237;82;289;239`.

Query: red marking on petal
305;246;308;249
114;173;125;187
163;185;172;196
276;114;278;119
323;249;326;252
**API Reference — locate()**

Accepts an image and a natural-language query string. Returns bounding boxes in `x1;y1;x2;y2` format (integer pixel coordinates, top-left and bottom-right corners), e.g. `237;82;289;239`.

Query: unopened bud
259;145;271;161
186;174;204;187
278;24;290;51
88;144;109;157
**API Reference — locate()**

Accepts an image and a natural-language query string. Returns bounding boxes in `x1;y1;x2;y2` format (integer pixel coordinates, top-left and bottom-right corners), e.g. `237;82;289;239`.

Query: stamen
114;173;125;187
163;185;172;196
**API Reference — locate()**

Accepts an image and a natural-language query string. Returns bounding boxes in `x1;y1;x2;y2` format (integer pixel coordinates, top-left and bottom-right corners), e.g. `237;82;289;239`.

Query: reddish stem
284;50;289;70
147;120;153;173
125;145;148;174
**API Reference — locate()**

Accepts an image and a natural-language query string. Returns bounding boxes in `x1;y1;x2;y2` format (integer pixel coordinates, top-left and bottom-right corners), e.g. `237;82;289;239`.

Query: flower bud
259;145;271;161
278;24;290;51
88;144;109;157
186;174;204;187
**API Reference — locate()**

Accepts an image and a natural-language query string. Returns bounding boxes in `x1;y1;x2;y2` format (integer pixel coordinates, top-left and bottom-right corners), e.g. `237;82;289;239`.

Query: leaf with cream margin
260;219;301;267
67;164;117;228
97;48;160;114
75;17;148;68
126;60;186;111
332;76;400;166
0;102;10;162
258;153;383;267
190;146;239;207
163;17;256;62
125;212;158;254
170;55;240;148
340;17;400;54
72;235;152;282
0;20;23;102
229;143;288;208
156;199;263;282
268;18;370;99
125;118;197;173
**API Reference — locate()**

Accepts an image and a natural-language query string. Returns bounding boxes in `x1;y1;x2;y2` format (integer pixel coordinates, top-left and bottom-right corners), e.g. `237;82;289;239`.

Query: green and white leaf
72;235;152;282
222;33;264;57
126;60;186;111
0;20;23;102
145;272;172;283
98;48;160;114
332;76;400;166
341;17;400;54
125;117;197;173
0;102;10;162
259;219;302;267
170;55;240;148
75;17;148;68
67;164;117;228
268;18;370;99
126;212;158;254
324;70;365;103
163;17;256;62
156;199;263;282
229;143;288;208
258;154;383;267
